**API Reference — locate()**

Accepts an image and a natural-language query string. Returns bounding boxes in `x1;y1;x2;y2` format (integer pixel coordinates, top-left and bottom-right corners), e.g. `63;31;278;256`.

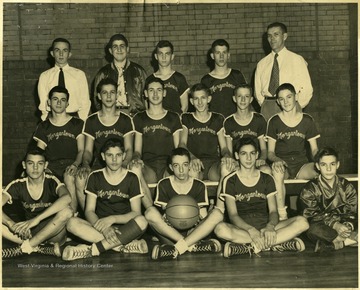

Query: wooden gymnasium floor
2;231;358;288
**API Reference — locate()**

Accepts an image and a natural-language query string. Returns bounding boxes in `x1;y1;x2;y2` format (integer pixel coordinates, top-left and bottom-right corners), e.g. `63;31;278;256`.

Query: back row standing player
93;34;147;116
38;38;91;121
201;39;247;118
148;40;190;114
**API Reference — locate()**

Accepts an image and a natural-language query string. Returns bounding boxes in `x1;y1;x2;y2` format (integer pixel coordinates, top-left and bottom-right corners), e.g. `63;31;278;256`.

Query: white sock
174;239;188;255
21;239;35;254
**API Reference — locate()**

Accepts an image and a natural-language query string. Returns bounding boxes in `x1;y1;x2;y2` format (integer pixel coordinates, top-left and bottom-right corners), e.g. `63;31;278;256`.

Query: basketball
165;195;200;230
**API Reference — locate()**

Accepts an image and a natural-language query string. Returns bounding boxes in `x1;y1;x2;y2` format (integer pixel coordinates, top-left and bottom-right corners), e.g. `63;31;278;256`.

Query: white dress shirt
254;47;313;108
38;64;91;121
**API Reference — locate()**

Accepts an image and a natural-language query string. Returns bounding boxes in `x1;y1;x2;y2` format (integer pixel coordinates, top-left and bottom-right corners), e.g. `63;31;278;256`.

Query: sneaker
343;221;354;231
123;239;148;254
151;244;178;260
36;243;61;257
62;244;92;261
223;242;255;258
2;246;23;259
271;238;305;252
111;245;125;252
192;239;222;253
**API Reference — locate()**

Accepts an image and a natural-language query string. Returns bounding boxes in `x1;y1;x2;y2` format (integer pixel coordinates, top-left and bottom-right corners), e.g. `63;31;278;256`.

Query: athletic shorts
145;159;170;181
241;213;268;231
282;155;309;179
47;159;74;181
201;158;221;180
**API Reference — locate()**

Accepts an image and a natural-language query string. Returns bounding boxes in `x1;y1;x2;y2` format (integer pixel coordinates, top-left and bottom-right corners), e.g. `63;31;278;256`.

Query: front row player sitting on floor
62;138;148;261
299;147;358;252
214;137;309;258
2;148;73;258
145;147;224;260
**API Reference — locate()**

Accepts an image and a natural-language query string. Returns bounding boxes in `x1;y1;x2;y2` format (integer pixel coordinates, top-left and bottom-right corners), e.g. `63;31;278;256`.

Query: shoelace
272;240;297;252
124;241;141;252
37;245;55;256
70;246;91;259
3;247;22;258
231;244;254;257
194;242;213;252
160;247;178;259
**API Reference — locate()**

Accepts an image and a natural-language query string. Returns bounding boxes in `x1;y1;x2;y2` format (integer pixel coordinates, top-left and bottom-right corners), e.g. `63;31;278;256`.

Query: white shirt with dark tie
254;47;313;108
38;63;91;121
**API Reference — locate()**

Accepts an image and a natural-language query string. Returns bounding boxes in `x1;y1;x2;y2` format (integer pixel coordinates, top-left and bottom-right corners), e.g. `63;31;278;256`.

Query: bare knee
144;206;161;224
214;222;230;240
295;215;309;232
134;215;148;231
55;206;73;223
66;216;81;233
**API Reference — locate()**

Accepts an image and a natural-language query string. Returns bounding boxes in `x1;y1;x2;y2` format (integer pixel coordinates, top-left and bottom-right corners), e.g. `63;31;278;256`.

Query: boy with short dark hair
2;148;73;258
34;86;84;212
149;40;189;114
38;38;90;121
93;33;147;116
62;138;148;261
76;78;134;210
299;147;357;252
266;83;320;220
224;84;270;174
145;147;223;260
180;83;235;181
131;75;183;183
201;39;247;118
214;138;309;258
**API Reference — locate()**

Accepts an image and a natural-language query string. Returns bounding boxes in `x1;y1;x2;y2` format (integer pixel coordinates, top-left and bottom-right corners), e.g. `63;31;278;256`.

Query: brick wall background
2;3;358;185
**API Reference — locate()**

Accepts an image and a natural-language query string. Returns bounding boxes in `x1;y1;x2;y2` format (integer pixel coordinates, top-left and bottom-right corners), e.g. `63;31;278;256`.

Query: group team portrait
1;1;358;288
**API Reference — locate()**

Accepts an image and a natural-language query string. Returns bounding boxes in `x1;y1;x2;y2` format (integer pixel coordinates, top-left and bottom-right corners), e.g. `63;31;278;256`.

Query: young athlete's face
101;146;124;171
109;40;129;63
316;155;339;183
235;144;258;170
22;154;47;180
51;41;71;67
233;88;253;110
211;45;229;67
170;155;190;181
155;47;174;68
190;90;211;113
267;26;287;53
48;92;69;114
277;89;297;112
145;82;166;105
98;84;117;108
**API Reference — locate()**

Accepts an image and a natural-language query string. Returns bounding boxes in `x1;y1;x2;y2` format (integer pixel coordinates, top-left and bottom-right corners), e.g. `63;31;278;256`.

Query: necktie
58;68;65;88
268;53;279;96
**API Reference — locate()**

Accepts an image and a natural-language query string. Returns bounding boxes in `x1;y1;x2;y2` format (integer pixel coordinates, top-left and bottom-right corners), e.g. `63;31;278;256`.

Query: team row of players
3;136;357;261
33;77;318;221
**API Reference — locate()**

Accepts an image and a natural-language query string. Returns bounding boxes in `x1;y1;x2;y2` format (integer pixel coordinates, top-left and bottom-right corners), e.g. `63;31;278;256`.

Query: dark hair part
314;147;339;163
107;33;129;48
51;38;71;51
276;83;296;98
189;83;210;98
233;137;259;155
48;86;70;101
234;83;253;96
96;78;117;94
145;75;164;90
156;40;174;54
211;39;230;53
101;138;125;154
171;147;191;163
267;22;288;34
24;147;47;162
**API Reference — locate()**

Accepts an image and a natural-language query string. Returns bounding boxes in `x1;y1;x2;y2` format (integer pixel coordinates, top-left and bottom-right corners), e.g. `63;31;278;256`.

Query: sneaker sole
209;239;222;253
223;242;231;258
151;245;160;260
294;238;306;252
54;243;61;257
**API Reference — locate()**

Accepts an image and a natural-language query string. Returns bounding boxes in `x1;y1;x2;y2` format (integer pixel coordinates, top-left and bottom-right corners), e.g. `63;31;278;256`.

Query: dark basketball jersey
4;174;63;220
133;110;182;163
181;112;224;160
85;169;142;219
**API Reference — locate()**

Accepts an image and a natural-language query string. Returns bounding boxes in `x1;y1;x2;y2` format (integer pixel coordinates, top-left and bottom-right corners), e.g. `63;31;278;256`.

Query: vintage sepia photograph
2;0;358;288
